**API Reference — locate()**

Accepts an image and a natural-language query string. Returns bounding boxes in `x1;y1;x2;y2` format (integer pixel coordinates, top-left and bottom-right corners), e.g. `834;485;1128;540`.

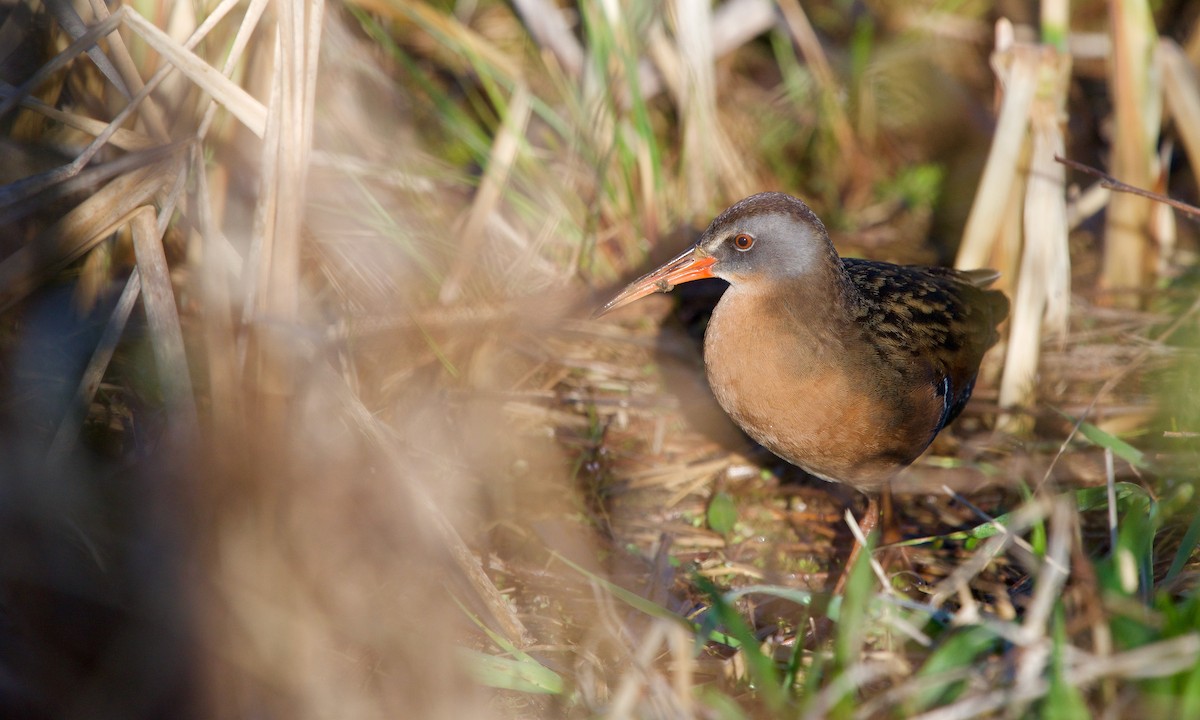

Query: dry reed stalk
238;0;322;411
45;271;141;461
0;88;155;150
956;21;1035;276
996;151;1026;298
0;156;178;311
1160;40;1200;192
678;1;756;211
1101;0;1160;307
1008;497;1074;715
511;0;584;78
643;4;746;214
0;10;122;119
998;38;1071;433
124;8;268;137
194;147;246;455
131;205;198;437
672;0;717;214
43;0;128;95
952;18;1074;432
81;0;170;140
196;0;272;141
0;0;263;226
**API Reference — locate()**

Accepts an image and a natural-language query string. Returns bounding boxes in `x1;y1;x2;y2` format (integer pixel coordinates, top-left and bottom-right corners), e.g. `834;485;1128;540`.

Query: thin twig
1056;154;1200;220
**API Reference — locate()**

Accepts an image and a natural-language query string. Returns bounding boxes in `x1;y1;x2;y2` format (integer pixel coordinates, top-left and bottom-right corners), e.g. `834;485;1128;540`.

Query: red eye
733;233;754;251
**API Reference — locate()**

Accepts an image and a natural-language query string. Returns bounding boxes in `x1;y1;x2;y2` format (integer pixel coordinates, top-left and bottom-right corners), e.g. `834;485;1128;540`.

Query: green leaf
555;552;683;624
707;491;739;535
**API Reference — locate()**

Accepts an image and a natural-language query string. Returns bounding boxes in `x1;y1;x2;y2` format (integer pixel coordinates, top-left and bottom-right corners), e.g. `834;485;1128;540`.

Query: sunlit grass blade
457;648;565;694
453;595;564;694
1055;408;1149;468
553;551;738;646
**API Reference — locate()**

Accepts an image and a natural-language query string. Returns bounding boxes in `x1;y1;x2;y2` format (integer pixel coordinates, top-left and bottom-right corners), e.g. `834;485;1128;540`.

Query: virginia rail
597;192;1009;581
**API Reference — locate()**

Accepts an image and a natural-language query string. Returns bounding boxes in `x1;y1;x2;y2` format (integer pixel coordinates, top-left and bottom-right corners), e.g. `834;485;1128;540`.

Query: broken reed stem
0;158;178;312
131;206;199;438
83;0;171;141
995;33;1071;433
956;20;1037;273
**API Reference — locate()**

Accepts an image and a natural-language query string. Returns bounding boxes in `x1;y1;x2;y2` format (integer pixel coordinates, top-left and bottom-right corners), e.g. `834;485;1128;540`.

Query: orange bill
595;247;717;317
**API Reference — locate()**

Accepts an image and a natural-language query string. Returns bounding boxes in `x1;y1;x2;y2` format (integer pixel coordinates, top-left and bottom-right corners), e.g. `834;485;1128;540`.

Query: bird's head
597;192;832;316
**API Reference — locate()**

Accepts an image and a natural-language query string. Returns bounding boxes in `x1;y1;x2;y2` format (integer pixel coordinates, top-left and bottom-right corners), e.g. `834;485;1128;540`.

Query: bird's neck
709;260;856;360
763;256;858;326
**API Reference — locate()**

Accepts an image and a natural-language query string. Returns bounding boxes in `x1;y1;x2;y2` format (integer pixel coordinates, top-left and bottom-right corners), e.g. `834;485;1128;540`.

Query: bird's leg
881;485;901;546
878;484;919;582
831;493;879;595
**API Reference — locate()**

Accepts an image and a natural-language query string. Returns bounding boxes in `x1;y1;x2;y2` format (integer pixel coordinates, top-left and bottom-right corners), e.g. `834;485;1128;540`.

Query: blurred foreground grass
1;1;1199;718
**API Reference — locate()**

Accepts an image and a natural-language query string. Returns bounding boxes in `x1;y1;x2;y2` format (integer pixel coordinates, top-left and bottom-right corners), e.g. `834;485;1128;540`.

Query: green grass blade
553;551;739;646
1165;510;1200;584
553;551;684;624
457;648;564;694
1042;606;1090;719
452;596;565;695
694;575;787;712
1056;409;1149;468
907;625;1001;714
1177;647;1200;719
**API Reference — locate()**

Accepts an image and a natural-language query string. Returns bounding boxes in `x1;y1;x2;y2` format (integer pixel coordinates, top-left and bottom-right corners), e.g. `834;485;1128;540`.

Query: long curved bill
595;246;716;317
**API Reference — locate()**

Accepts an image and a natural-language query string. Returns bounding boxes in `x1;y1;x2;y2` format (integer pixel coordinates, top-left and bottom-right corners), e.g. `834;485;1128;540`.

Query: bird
596;192;1009;583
